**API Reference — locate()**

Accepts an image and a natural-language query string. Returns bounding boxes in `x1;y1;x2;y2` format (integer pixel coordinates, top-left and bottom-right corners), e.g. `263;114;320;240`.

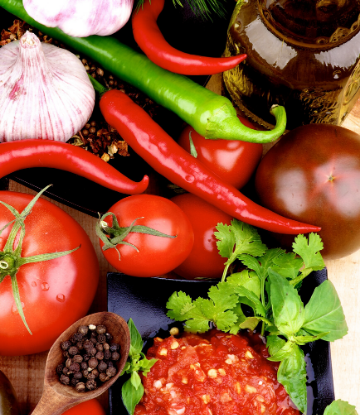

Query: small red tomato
171;193;232;280
62;400;106;415
178;116;262;189
99;195;194;277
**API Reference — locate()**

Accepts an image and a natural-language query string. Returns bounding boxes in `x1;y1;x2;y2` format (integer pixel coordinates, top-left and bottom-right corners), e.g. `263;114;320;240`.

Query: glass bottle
223;0;360;130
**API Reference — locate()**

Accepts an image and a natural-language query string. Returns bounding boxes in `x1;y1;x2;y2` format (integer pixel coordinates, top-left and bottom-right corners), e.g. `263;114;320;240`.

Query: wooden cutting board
0;80;360;414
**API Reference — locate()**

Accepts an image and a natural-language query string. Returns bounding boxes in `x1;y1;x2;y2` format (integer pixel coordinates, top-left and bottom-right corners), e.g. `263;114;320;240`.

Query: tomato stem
0;186;80;334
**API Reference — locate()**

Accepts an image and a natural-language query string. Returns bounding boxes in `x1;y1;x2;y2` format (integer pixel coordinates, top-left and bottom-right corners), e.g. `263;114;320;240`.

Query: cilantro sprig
166;220;348;414
121;319;157;415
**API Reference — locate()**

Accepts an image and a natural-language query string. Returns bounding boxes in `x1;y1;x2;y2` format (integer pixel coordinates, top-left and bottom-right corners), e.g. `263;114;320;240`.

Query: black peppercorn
89;347;97;356
109;343;120;352
86;379;97;391
96;343;104;352
69;363;80;373
106;366;117;378
76;341;84;351
111;351;120;361
97;334;106;344
103;343;110;351
73;355;83;364
78;325;89;336
99;373;109;382
73;372;83;380
83;339;93;350
70;378;79;386
98;361;108;373
95;351;104;361
56;364;64;374
62;367;70;375
88;357;98;369
104;350;112;360
83;354;91;362
80;362;88;371
96;325;107;334
105;333;113;342
68;346;79;356
71;332;83;343
60;374;70;385
61;340;72;351
75;382;86;392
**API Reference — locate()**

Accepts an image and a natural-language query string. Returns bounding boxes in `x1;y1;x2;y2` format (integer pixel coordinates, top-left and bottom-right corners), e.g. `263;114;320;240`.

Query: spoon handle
31;384;79;415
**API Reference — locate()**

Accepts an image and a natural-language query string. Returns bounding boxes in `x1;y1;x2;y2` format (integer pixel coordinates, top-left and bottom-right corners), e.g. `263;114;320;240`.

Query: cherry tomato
0;191;99;356
178;116;262;189
99;195;194;277
62;400;106;415
171;193;232;279
255;124;360;259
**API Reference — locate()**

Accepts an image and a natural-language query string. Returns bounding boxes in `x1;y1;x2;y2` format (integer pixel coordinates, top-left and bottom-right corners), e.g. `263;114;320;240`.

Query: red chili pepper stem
0;140;149;195
99;90;321;235
132;0;247;76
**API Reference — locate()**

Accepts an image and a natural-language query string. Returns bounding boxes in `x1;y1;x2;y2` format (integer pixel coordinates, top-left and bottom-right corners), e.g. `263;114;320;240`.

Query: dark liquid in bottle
223;0;360;130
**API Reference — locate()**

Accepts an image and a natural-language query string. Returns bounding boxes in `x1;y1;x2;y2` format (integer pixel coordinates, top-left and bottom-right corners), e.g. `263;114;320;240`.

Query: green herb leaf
303;280;348;341
268;269;305;337
227;270;261;298
293;333;329;345
128;318;144;356
130;371;142;390
239;248;283;283
122;378;144;415
138;358;158;376
277;344;307;414
166;291;195;321
271;252;304;280
324;400;358;415
293;233;325;271
266;335;286;356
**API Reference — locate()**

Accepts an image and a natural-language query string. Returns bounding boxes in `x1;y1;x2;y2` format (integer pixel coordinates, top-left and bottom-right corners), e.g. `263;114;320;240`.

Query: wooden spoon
31;312;130;415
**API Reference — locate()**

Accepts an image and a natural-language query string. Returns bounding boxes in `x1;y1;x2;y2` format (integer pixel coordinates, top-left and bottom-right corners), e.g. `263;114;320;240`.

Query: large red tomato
62;400;106;415
178;116;262;189
99;194;194;277
171;193;232;279
0;191;99;356
255;124;360;259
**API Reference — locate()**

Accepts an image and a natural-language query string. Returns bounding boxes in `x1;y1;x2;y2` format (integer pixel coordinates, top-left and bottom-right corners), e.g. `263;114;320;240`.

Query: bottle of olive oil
223;0;360;130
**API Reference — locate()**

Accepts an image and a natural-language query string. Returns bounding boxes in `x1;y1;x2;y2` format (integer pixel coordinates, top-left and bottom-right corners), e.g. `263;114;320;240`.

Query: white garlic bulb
23;0;134;38
0;31;95;142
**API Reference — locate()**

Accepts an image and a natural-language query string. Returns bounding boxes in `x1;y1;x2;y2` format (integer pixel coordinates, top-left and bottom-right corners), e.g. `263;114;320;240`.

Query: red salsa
135;330;301;415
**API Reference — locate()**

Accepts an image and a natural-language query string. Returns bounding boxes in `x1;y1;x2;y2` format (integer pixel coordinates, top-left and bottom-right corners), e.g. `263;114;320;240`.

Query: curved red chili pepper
99;90;321;235
132;0;247;76
0;140;149;194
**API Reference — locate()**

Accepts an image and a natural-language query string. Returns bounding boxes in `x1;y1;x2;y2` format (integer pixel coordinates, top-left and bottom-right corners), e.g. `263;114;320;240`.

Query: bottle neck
259;0;360;45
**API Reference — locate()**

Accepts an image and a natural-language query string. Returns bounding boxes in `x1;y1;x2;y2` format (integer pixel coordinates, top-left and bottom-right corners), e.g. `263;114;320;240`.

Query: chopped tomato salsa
134;330;301;415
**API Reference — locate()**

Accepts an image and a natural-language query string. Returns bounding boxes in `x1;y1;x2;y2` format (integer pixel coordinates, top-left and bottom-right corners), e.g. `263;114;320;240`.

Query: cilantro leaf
293;233;325;271
272;252;304;280
239;248;284;282
227;270;261;298
303;280;348;341
166;291;194;321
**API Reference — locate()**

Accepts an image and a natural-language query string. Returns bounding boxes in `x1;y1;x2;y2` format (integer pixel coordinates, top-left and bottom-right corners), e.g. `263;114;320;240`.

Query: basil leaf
303;280;348;341
266;335;286;356
122;378;144;415
324;399;358;415
268;269;305;337
277;344;307;414
130;371;142;389
267;340;295;362
294;333;329;345
128;318;144;356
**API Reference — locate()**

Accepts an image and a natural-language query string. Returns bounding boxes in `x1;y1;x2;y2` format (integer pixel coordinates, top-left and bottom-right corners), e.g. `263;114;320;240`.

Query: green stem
88;74;108;96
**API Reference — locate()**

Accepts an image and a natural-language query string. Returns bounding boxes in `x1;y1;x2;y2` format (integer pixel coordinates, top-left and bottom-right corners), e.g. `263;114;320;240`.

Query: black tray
107;269;335;415
0;1;235;217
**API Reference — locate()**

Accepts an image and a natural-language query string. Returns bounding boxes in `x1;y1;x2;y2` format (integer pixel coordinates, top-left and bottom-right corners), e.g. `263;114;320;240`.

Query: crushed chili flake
0;19;162;161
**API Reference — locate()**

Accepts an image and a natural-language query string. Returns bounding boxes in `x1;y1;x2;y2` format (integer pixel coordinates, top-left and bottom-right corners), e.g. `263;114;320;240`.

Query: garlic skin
0;31;95;142
23;0;135;38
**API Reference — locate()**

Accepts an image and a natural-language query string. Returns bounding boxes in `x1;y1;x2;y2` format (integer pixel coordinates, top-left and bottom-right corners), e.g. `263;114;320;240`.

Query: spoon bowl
32;312;130;415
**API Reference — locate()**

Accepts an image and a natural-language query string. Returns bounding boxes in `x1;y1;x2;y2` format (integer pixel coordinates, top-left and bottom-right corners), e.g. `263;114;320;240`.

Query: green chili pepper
1;0;287;143
0;371;20;415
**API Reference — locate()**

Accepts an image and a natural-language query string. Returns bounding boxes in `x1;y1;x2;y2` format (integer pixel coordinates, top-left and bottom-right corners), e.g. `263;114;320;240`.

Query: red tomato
63;400;106;415
171;193;232;280
255;124;360;259
178;116;262;189
99;195;194;277
0;191;99;356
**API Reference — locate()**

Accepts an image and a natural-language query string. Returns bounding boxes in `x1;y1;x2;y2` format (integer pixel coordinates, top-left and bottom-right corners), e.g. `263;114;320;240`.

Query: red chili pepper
99;90;321;235
132;0;247;76
0;140;149;194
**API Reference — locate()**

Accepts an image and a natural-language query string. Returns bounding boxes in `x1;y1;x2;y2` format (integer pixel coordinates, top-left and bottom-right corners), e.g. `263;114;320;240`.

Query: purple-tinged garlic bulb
0;31;95;142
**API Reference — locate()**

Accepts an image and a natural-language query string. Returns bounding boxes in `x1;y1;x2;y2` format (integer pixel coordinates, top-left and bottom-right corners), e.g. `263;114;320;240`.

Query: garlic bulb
23;0;135;38
0;31;95;142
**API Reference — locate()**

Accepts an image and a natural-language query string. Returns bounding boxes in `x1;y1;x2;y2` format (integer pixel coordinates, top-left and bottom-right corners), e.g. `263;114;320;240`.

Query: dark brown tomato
255;124;360;259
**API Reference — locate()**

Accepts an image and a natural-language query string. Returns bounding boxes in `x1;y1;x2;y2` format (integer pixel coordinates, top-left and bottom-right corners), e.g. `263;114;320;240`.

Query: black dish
107;269;335;415
0;1;235;216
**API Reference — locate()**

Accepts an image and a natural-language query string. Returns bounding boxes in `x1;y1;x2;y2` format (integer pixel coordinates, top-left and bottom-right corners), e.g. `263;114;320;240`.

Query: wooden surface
0;86;360;414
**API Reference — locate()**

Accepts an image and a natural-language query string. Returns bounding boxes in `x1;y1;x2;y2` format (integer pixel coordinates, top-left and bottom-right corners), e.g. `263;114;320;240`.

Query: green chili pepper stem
88;74;108;96
2;0;287;144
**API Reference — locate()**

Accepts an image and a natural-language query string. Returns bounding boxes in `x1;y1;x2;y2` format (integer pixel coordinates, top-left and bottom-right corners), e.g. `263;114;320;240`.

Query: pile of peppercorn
56;324;121;392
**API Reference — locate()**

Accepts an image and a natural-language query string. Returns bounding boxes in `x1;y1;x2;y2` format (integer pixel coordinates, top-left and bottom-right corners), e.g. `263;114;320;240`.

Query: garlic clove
23;0;135;38
0;31;95;142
